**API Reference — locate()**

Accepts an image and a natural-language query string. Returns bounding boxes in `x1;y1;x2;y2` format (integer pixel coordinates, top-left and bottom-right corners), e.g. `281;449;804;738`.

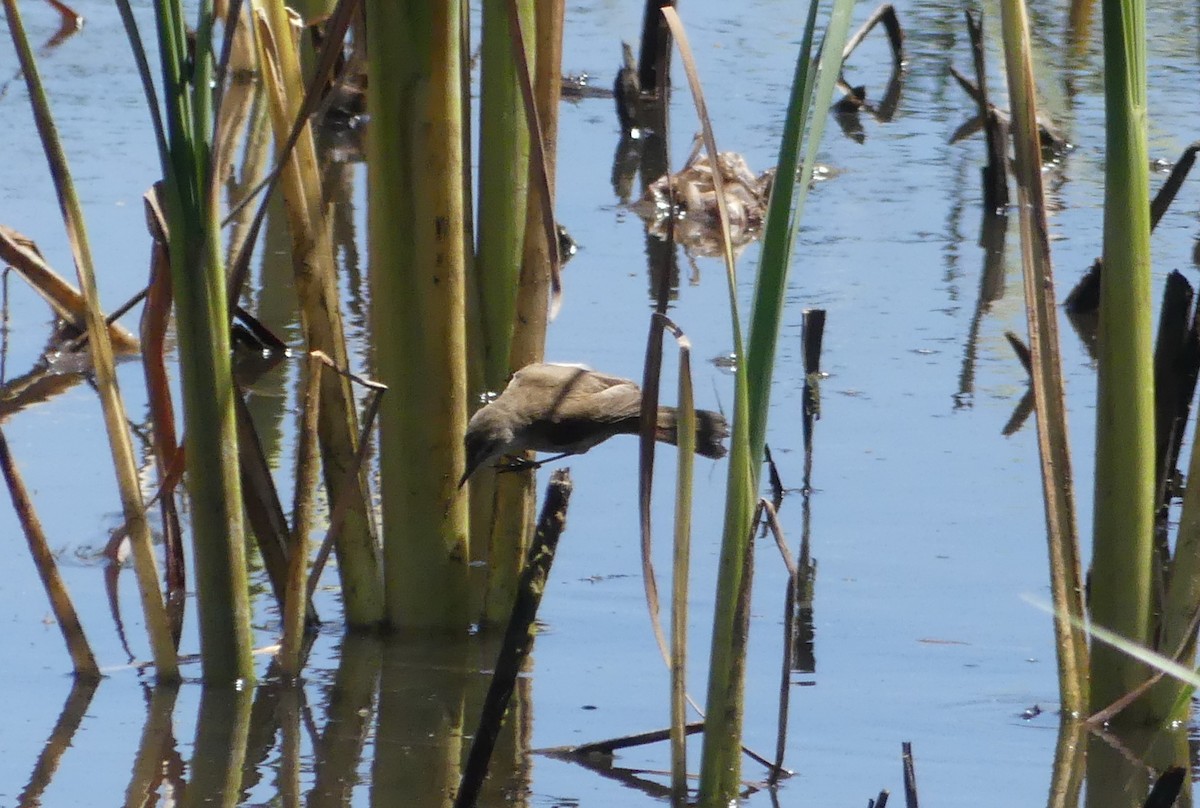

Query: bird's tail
655;406;729;459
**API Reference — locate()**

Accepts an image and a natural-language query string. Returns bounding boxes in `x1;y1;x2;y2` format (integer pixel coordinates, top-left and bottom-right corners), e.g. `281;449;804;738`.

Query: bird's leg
494;455;538;473
494;452;573;473
530;452;573;468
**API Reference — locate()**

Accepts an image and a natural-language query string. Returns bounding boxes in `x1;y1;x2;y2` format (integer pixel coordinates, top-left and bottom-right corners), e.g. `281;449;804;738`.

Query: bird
460;362;728;486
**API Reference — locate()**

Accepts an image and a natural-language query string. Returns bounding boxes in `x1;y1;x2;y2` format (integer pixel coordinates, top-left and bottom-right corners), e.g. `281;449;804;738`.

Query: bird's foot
494;451;573;474
494;456;541;474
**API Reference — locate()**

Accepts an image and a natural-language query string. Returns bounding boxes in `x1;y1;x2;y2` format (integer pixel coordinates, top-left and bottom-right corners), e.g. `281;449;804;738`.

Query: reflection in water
1085;723;1190;808
18;652;1191;808
188;686;253;808
310;633;380;807
636;91;682;305
542;745;675;802
539;723;705;802
125;683;184;808
1047;719;1085;808
955;212;1008;410
791;308;824;678
0;354;90;422
792;469;817;678
17;678;97;808
7;0;1200;804
325;155;367;329
834;2;905;143
0;0;81;103
831;70;903;144
833;98;868;145
239;671;288;799
370;635;497;807
10;633;537;806
612;133;642;205
279;682;304;808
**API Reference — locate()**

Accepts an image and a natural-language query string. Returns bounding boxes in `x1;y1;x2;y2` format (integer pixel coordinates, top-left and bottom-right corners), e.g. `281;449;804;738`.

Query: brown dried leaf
0;224;140;352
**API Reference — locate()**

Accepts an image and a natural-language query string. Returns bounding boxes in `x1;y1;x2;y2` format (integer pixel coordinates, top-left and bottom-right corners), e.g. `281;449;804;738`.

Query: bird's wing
554;375;642;423
497;364;590;415
508;363;586;390
504;363;642;423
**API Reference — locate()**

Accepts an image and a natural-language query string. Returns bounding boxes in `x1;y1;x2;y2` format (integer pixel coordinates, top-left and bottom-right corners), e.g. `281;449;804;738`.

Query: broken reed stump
901;741;919;808
1150;142;1200;231
801;308;826;479
618;1;675;135
1143;766;1186;808
1152;272;1200;561
636;0;673;100
455;470;573;808
1067;269;1200;541
792;310;823;675
836;4;905;126
614;41;641;134
1066;142;1200;318
841;3;903;71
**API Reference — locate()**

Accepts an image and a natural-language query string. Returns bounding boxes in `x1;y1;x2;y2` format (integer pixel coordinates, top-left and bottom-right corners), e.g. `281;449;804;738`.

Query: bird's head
459;406;515;488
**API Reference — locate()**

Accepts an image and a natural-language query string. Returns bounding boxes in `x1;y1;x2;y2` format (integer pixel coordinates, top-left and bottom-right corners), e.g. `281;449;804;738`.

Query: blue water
1;0;1198;805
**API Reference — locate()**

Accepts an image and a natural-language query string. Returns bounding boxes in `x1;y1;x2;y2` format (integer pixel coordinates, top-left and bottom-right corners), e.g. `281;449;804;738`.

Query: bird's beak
458;458;477;489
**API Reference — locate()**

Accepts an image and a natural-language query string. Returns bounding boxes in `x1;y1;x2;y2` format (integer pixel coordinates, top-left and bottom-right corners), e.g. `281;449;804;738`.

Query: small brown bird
460;363;728;486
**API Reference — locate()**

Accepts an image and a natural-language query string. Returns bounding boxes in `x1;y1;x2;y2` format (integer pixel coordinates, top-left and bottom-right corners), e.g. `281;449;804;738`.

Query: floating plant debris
632;136;777;258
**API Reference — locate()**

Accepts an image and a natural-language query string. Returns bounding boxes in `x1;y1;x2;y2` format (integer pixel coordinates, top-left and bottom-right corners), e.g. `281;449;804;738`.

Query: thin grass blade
999;0;1088;716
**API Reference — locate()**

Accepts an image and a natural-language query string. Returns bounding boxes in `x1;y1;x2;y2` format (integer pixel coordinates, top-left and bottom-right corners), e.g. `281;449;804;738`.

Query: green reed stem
6;0;180;681
999;0;1089;717
1091;0;1155;724
149;0;254;683
368;1;471;628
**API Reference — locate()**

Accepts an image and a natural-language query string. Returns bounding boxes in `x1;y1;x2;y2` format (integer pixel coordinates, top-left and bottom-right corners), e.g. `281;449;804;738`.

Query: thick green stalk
696;416;753;803
153;0;254;683
471;0;537;624
6;0;179;681
254;0;384;628
474;0;533;389
1091;0;1154;722
368;1;471;629
480;0;559;624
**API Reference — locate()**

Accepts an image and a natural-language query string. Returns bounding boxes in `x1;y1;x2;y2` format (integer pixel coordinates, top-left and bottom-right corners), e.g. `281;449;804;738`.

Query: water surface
1;0;1199;805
